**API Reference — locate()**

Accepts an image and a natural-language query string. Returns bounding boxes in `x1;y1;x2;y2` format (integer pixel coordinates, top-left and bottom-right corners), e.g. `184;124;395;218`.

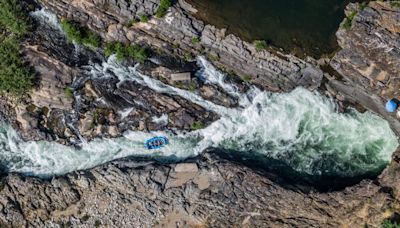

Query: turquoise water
1;9;396;188
0;55;397;178
187;0;358;57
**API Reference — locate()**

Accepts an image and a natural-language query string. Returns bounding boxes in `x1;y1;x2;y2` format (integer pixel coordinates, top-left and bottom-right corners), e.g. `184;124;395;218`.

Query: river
0;10;397;186
186;0;360;57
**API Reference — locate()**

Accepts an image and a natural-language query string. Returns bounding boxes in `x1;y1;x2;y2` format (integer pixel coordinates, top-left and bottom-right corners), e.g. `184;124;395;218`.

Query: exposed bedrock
8;15;219;144
330;1;400;135
0;151;400;227
37;0;324;92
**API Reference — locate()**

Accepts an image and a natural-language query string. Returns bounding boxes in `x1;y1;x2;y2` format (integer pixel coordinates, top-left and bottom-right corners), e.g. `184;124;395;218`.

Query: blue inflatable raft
145;136;169;150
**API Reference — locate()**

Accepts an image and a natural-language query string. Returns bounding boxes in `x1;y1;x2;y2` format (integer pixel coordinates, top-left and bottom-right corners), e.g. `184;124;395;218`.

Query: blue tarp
386;99;398;112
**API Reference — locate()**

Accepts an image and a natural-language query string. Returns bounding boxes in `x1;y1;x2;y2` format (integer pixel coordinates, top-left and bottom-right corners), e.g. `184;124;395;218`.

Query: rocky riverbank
0;0;399;227
0;150;400;227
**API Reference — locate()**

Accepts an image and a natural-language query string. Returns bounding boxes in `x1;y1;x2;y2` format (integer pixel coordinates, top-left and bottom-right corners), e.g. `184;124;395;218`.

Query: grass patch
191;37;201;45
61;20;101;48
189;81;197;91
382;219;400;228
191;121;204;130
390;1;400;8
184;52;194;61
125;18;138;27
241;74;252;82
342;11;357;30
104;42;149;62
64;87;74;98
155;0;172;18
253;40;267;52
140;15;149;23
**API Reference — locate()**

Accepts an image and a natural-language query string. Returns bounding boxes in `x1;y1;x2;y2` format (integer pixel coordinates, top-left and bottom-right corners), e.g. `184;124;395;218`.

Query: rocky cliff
37;0;323;92
329;1;400;135
0;151;399;227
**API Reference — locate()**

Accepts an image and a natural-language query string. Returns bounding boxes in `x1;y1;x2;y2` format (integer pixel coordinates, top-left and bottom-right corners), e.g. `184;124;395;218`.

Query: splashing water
0;9;396;178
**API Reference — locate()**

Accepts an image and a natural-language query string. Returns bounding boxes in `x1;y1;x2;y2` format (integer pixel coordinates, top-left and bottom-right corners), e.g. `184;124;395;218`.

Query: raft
145;136;169;150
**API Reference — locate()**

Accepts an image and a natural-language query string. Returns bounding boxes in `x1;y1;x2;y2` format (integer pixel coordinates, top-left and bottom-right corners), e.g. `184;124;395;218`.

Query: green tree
0;38;34;95
0;0;29;36
61;20;101;48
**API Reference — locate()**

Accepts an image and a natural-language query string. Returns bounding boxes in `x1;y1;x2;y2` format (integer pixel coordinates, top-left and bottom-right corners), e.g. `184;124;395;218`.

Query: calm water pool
187;0;359;57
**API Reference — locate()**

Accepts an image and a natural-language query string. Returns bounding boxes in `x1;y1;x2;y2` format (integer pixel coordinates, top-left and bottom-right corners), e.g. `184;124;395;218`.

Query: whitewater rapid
0;9;397;178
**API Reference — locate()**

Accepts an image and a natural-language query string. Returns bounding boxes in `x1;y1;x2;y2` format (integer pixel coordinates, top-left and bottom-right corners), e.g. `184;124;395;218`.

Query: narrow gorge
0;0;399;227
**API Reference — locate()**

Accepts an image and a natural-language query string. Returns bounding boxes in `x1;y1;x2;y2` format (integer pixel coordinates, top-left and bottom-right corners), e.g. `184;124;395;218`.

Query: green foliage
184;52;194;61
94;220;101;227
241;74;252;82
253;40;267;51
125;18;138;27
64;87;74;98
188;81;197;91
104;42;149;63
60;20;101;48
0;37;34;95
0;0;34;96
382;220;400;228
0;0;29;36
342;11;357;30
140;15;149;23
155;0;172;18
191;121;204;130
207;54;220;62
390;1;400;8
191;37;201;44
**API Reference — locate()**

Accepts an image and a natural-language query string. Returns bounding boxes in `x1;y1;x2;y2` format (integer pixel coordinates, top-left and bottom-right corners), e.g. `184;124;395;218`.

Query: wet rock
199;85;238;107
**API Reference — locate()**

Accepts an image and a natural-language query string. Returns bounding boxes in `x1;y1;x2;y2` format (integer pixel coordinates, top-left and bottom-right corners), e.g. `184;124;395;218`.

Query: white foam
1;10;397;178
30;8;62;31
152;114;169;125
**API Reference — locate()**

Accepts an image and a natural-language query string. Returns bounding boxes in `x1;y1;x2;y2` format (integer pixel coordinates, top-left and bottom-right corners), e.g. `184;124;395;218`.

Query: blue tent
386;99;398;112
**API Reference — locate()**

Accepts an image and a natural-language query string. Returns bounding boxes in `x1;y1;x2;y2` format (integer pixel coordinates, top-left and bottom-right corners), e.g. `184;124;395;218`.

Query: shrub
241;74;252;82
253;40;267;51
125;18;138;27
0;37;34;95
64;87;74;98
155;0;172;18
191;121;204;130
104;42;149;63
61;20;101;48
191;37;201;44
140;15;149;23
342;11;357;30
382;219;400;228
0;0;29;36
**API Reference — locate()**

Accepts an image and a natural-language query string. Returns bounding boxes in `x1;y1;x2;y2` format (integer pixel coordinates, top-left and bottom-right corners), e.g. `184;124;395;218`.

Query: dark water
187;0;357;57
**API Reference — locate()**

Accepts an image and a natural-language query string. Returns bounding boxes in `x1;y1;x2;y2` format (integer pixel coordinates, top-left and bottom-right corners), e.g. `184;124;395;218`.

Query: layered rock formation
328;1;400;135
5;10;220;144
0;151;399;227
37;0;323;92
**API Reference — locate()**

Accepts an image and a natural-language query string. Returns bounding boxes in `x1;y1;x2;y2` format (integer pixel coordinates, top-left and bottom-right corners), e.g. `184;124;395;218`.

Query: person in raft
386;98;400;118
